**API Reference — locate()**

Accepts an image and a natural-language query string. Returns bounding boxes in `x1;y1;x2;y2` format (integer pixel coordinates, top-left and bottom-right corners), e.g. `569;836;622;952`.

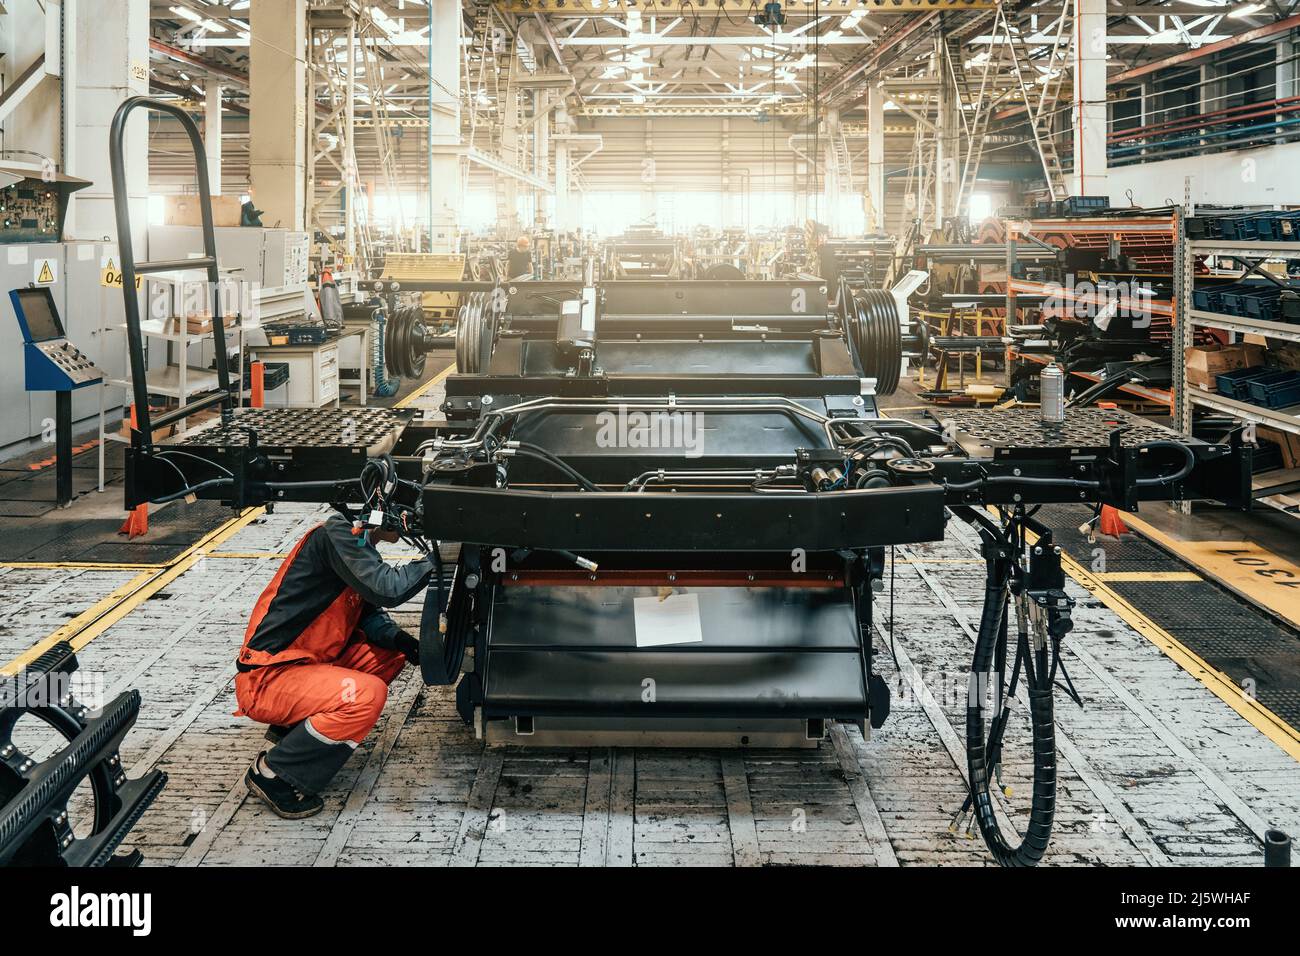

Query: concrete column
67;0;148;243
640;119;656;224
498;49;522;237
427;0;461;251
554;104;571;231
533;91;550;226
205;84;223;196
250;0;306;229
934;39;959;227
867;84;886;233
720;119;731;229
1277;40;1295;145
1071;0;1107;195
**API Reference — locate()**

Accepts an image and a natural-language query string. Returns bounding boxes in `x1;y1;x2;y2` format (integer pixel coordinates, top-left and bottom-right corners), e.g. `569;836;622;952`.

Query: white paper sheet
632;592;704;648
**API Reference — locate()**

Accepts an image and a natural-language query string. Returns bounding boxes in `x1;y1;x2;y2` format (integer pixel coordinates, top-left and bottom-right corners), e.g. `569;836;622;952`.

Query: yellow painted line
1;570;157;676
0;561;167;571
1093;571;1203;582
206;551;290;560
395;361;456;409
1123;512;1300;632
1060;548;1300;762
1;507;265;676
5;362;454;674
998;517;1300;762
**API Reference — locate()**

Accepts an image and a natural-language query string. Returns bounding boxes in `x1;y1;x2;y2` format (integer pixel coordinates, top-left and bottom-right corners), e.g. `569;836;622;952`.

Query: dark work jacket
507;249;533;278
237;515;432;671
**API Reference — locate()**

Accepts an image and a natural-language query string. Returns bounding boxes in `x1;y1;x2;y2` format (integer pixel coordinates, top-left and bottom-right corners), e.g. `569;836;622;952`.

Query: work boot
244;752;324;819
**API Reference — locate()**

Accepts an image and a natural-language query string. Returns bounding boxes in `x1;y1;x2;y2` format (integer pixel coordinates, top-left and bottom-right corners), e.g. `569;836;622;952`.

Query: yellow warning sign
33;258;57;285
99;257;141;291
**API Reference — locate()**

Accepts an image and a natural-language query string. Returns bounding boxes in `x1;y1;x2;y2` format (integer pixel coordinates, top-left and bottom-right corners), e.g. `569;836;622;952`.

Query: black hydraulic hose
149;477;234;504
1135;440;1196;486
945;474;1102;492
967;519;1058;867
509;443;603;492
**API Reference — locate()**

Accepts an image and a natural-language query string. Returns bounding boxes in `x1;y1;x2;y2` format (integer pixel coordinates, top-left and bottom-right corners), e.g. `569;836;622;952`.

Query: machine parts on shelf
0;166;91;244
0;641;166;867
1187;208;1300;242
1029;195;1112;218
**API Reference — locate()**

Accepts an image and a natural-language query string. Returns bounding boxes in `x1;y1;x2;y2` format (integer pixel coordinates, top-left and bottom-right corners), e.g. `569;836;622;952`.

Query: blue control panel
9;286;102;392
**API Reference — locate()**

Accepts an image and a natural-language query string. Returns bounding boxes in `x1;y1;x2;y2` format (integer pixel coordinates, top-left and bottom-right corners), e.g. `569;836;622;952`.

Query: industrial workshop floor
3;366;1299;866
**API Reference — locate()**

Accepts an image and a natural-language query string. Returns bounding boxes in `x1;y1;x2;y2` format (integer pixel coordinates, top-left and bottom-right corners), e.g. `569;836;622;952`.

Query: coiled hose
372;305;401;398
966;513;1058;867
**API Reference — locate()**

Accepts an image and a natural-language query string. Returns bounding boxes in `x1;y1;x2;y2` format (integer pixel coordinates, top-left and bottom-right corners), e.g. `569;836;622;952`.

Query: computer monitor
10;287;65;342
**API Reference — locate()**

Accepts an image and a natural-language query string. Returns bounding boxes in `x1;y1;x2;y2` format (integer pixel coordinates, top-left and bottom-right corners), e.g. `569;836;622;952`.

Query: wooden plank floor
5;499;1297;867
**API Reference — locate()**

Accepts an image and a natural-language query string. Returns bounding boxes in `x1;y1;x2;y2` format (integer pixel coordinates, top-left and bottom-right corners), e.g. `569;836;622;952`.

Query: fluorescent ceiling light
170;5;202;22
1228;2;1264;16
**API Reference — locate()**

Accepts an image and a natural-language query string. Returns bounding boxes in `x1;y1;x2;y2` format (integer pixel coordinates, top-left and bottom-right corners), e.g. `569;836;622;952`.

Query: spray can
1040;363;1066;423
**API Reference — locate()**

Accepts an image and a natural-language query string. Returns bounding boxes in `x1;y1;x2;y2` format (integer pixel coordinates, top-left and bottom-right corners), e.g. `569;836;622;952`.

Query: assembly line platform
1;371;1297;866
0;496;1296;866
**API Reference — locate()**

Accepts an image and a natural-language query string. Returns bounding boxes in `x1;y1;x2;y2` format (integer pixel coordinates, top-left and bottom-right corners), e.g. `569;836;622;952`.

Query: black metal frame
0;642;166;866
109;96;237;444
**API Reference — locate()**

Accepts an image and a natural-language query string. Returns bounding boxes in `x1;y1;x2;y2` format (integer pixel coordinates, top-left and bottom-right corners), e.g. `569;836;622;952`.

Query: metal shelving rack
1175;232;1300;437
1174;222;1300;508
1004;212;1180;411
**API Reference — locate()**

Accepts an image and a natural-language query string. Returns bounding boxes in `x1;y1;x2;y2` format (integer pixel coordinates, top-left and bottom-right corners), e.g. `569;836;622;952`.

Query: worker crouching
234;514;432;818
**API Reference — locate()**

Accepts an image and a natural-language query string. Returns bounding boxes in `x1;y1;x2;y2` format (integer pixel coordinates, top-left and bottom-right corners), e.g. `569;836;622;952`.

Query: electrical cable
965;507;1058;867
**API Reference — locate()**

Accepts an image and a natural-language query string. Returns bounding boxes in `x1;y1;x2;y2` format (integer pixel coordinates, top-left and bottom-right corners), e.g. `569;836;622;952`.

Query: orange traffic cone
118;404;148;539
1098;504;1129;538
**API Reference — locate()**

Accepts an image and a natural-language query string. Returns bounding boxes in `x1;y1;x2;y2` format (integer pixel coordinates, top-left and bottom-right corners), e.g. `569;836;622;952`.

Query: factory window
1150;66;1200;125
968;192;993;224
1216;46;1276;112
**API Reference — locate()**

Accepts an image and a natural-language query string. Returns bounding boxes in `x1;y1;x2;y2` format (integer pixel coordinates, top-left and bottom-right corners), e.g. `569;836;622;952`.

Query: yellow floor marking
396;361;456;409
1092;571;1203;582
206;551;290;560
1;570;158;676
1;507;265;676
0;561;167;571
1123;513;1300;632
1002;518;1300;762
7;359;454;674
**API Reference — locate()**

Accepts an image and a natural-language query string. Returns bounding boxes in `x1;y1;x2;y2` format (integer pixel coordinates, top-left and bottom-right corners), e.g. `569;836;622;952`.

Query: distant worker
240;196;264;227
235;513;432;818
507;235;534;279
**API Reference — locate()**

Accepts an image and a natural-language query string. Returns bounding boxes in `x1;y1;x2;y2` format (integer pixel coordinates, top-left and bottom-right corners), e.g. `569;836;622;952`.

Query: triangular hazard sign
37;261;54;283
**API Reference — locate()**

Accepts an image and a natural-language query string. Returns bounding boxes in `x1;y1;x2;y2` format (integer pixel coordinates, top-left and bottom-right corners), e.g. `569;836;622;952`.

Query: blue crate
1215;365;1275;400
1219;215;1262;241
1245;369;1300;408
1254;211;1300;242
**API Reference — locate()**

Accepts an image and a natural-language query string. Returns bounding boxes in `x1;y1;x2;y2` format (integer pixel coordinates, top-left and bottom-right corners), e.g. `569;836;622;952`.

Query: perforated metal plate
939;407;1182;451
169;407;410;452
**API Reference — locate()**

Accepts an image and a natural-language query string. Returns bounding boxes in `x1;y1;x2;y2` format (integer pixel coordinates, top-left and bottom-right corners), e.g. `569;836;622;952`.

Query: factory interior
2;0;1300;899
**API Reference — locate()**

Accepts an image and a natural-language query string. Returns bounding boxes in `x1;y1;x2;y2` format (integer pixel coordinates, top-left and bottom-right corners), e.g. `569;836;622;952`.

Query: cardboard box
163;195;243;228
1185;343;1266;391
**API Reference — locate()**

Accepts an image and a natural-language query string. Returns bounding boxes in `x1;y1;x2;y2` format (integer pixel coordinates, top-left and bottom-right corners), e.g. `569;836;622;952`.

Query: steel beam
498;0;995;13
1111;11;1300;81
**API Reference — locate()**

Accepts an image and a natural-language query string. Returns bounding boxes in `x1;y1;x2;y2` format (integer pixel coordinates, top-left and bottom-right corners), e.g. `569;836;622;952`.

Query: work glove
395;629;421;667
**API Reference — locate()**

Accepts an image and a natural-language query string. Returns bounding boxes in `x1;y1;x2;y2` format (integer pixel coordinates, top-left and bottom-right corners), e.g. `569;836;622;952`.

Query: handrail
1106;95;1300;166
109;96;235;445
